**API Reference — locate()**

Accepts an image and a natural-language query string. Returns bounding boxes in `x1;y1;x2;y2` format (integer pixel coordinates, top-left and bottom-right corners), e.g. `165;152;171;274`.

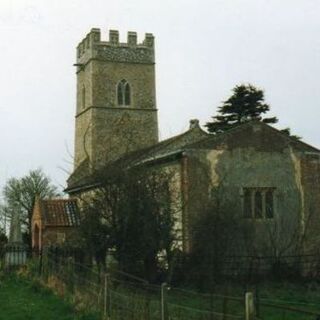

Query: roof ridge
184;121;253;148
261;122;320;153
184;121;320;153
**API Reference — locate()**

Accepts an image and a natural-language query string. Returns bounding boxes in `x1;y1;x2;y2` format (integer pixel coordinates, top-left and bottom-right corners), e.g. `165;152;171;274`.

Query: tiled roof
66;121;320;194
66;158;92;191
121;125;208;166
40;199;80;227
66;125;208;192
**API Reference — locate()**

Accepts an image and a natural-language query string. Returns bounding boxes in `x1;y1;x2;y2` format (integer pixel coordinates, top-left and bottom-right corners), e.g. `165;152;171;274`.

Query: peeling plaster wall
186;147;304;256
163;161;184;250
300;154;320;252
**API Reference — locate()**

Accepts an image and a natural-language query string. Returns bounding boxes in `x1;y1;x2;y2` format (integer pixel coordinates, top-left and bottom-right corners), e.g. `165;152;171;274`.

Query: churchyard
0;6;320;320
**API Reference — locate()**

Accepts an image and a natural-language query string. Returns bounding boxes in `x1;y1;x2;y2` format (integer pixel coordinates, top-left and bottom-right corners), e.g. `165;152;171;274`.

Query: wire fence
256;299;320;320
2;246;320;320
32;249;246;320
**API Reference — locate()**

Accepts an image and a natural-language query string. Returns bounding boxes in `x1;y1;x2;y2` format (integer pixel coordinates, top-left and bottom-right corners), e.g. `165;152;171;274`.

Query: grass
0;273;99;320
256;281;320;320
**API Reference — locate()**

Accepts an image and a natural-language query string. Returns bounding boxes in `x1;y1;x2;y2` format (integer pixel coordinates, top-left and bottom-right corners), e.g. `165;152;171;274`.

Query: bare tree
187;181;251;288
76;161;178;282
1;168;60;247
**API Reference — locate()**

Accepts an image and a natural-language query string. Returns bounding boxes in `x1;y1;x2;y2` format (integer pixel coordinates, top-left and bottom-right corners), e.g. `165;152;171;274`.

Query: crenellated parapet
76;28;155;66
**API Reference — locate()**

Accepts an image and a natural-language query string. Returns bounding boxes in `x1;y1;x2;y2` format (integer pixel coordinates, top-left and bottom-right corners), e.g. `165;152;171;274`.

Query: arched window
117;79;131;106
82;86;86;109
254;191;263;218
242;187;275;219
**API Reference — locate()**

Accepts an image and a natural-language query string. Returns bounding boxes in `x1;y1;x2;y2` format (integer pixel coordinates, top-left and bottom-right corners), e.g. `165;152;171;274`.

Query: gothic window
243;188;275;219
117;79;131;106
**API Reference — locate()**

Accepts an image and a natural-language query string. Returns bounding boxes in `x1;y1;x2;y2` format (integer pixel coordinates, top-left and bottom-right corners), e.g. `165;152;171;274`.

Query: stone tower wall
74;29;159;169
74;108;93;166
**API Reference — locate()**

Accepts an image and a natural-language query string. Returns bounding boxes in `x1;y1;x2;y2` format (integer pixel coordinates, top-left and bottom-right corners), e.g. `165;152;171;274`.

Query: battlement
76;28;155;65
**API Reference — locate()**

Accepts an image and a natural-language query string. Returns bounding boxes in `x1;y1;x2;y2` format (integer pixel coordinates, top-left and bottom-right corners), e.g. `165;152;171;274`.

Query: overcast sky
0;0;319;194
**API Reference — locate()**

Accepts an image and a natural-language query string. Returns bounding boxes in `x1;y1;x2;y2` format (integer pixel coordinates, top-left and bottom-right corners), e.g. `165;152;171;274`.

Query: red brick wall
42;227;78;247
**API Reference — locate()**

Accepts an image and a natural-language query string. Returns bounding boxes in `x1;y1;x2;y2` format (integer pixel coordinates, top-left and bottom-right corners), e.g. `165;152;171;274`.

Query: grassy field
0;274;98;320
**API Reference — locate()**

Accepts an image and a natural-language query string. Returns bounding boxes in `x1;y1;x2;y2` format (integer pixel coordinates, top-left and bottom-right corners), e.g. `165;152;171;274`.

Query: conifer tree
205;84;278;134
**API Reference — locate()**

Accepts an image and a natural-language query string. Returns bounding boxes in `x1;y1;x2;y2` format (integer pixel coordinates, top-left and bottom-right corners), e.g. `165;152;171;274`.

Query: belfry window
117;79;131;106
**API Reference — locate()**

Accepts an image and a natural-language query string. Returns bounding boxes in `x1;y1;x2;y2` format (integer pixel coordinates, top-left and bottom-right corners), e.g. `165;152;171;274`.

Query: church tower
74;28;159;170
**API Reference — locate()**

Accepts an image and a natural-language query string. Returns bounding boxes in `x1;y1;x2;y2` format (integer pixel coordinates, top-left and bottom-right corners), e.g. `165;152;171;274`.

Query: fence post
161;282;169;320
245;292;255;320
104;273;110;319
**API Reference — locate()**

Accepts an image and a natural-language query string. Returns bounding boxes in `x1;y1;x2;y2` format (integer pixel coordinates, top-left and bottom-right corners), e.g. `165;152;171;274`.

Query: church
34;28;320;258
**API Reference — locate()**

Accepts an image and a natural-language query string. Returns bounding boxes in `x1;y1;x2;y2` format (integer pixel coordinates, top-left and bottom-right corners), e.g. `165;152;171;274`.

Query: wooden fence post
161;283;169;320
245;292;255;320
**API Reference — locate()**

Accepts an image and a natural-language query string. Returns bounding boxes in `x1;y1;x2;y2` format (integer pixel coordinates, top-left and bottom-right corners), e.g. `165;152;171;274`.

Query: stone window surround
117;79;131;106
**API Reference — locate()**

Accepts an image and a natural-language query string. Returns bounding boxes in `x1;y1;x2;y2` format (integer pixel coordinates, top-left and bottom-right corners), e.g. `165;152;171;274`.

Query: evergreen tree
205;84;278;134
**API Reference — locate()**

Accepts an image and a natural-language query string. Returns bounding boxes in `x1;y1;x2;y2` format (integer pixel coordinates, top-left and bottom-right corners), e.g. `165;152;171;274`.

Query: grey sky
0;0;319;193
